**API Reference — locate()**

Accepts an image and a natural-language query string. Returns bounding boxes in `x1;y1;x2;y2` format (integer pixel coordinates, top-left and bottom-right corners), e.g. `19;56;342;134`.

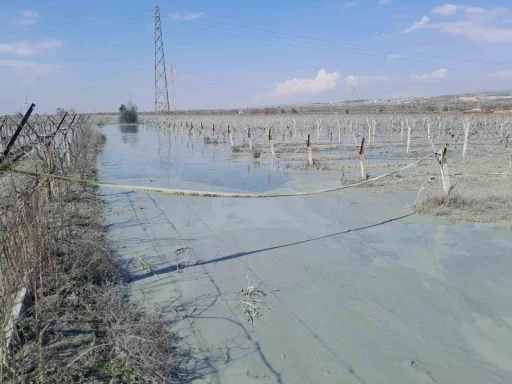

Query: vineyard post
436;144;451;195
406;120;413;154
307;134;313;166
228;125;234;148
1;103;35;163
358;137;366;180
269;128;275;157
462;118;471;158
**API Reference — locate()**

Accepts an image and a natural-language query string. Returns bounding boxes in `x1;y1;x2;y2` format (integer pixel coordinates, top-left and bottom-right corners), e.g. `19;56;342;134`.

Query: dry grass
236;272;276;326
283;159;334;171
203;136;218;145
231;144;244;153
252;148;262;159
0;121;179;382
414;193;512;222
357;155;512;222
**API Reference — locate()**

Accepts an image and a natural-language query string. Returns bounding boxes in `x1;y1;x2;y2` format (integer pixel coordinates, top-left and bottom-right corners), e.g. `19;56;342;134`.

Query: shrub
231;145;243;153
119;101;138;124
252;148;262;159
204;136;218;145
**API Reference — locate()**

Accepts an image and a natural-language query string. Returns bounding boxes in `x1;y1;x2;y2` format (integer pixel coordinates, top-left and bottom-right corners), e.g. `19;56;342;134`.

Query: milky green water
97;124;512;384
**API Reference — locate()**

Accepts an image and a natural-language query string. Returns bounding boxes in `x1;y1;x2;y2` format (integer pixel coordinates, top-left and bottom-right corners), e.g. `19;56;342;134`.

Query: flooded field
98;122;512;383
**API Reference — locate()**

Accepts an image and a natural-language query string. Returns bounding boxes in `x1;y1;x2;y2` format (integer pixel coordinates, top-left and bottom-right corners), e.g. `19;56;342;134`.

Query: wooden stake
307;134;313;166
316;119;322;143
44;140;56;199
228;125;234;148
64;132;71;164
366;118;372;145
406;120;413;154
269;128;275;157
436;144;451;195
372;120;376;145
248;128;252;151
462;118;471;158
358;138;366;180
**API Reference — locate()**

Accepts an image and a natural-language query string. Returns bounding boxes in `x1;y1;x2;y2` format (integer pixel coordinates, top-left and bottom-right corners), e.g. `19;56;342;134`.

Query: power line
177;22;450;65
0;85;155;94
176;20;507;68
21;12;509;68
192;16;507;67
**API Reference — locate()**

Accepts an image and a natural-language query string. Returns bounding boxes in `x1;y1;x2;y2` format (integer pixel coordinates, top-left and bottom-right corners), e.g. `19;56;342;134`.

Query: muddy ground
98;123;512;384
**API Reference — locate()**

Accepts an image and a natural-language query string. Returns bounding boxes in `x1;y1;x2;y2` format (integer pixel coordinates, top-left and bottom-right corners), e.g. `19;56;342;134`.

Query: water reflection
119;124;139;134
119;124;139;146
100;124;290;193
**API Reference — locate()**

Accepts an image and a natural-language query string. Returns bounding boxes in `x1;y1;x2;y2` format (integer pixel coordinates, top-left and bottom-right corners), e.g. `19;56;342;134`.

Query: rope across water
0;153;433;198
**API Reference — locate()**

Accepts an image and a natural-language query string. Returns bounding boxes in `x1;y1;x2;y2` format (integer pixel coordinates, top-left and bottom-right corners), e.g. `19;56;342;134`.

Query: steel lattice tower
169;62;177;112
154;0;170;113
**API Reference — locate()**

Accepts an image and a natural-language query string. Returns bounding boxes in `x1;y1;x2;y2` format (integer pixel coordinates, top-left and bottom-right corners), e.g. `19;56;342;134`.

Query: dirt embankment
0;123;179;382
355;156;512;223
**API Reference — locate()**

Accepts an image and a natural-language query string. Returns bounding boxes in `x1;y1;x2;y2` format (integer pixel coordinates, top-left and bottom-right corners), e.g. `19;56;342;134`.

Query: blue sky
0;0;511;114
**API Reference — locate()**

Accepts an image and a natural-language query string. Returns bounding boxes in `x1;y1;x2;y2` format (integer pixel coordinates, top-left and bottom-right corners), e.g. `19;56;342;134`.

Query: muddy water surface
100;124;290;192
98;124;512;384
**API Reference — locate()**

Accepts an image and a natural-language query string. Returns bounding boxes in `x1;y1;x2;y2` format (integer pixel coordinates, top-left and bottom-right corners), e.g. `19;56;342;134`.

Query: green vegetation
119;101;138;124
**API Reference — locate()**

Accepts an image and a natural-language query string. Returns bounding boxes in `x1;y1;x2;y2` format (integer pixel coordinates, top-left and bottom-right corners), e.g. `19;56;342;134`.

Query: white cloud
13;10;39;26
344;75;395;85
262;68;450;100
408;5;512;42
0;39;62;56
170;12;204;21
464;6;486;20
343;1;358;8
0;60;60;75
410;68;447;80
466;6;509;22
379;0;390;5
403;16;430;34
432;4;459;17
486;70;512;78
265;69;341;98
387;53;404;59
431;21;512;43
